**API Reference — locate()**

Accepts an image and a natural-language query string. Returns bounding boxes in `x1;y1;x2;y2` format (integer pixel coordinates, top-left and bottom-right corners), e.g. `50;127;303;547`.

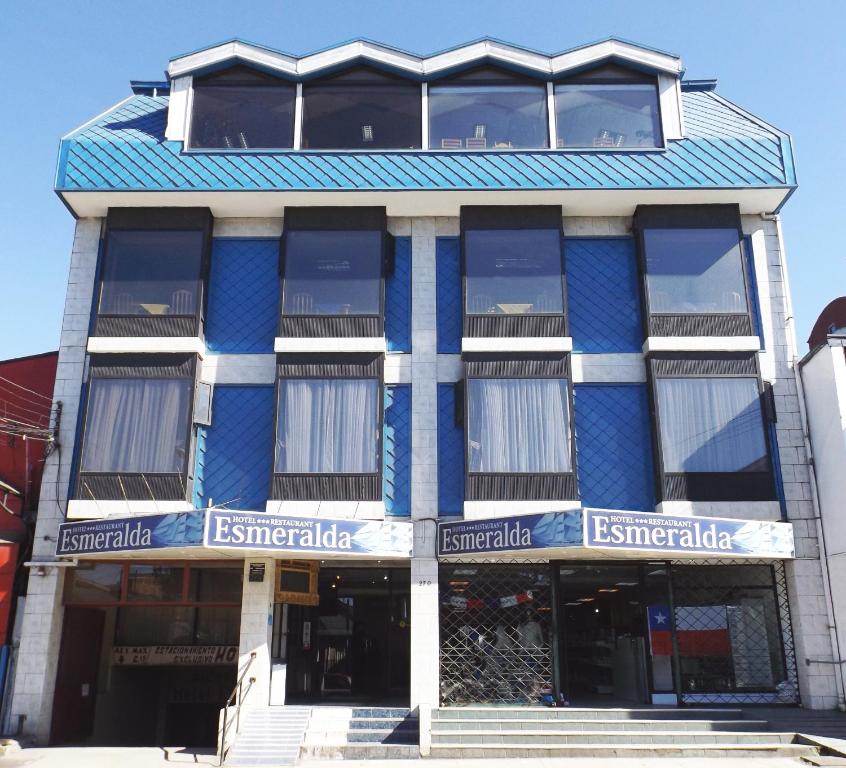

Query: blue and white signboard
438;510;583;558
437;508;794;560
204;510;413;559
584;509;795;559
56;510;205;556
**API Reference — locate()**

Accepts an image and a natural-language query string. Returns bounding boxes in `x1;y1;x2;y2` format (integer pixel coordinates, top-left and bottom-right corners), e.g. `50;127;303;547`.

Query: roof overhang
167;37;683;81
58;186;795;219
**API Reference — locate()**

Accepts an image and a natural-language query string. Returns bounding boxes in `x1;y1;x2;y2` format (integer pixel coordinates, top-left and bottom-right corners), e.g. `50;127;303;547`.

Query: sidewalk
0;749;808;768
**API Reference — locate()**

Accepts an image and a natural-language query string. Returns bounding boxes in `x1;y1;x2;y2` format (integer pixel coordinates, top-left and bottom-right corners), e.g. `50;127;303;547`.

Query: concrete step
346;728;420;744
349;717;418;729
802;756;846;766
427;742;819;759
431;729;795;746
303;743;419;759
432;706;745;721
350;707;412;718
432;717;768;733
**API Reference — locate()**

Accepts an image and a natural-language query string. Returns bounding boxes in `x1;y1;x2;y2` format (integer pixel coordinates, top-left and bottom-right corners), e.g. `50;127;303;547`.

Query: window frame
187;65;298;151
553;65;664;150
634;205;756;338
93;208;213;338
648;353;776;502
460;205;567;338
63;560;243;608
278;207;389;339
427;66;551;151
271;354;384;501
463;354;578;501
299;66;423;151
74;354;197;501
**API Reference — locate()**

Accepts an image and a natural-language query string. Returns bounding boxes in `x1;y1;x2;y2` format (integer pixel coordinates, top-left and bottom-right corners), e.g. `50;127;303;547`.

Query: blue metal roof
56;91;795;195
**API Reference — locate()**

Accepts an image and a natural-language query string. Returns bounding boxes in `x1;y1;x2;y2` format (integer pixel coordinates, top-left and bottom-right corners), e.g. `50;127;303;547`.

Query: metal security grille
439;563;553;705
671;560;798;705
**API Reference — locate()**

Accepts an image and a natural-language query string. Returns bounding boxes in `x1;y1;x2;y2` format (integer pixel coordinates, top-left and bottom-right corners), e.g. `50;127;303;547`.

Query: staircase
301;706;419;759
224;706;311;766
426;706;822;759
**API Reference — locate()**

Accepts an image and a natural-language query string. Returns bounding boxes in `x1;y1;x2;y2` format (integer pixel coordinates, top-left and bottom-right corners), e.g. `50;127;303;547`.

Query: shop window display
439;564;553;705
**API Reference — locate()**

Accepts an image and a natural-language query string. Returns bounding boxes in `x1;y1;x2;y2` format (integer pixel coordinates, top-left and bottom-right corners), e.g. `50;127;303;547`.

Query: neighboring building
8;36;843;749
797;299;846;705
0;352;58;717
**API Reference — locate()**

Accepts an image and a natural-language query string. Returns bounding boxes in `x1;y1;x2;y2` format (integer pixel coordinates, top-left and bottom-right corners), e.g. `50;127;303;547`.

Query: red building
0;352;58;644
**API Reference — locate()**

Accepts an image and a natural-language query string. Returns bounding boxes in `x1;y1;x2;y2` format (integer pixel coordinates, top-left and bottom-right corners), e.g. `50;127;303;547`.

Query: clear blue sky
3;0;843;359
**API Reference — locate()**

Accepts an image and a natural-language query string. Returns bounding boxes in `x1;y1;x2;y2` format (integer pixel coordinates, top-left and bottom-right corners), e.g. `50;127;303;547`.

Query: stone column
238;558;275;709
9;218;102;743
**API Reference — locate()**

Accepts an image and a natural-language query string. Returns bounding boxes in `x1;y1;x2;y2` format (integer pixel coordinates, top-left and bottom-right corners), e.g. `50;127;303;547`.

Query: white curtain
276;379;378;473
468;378;571;473
81;378;190;472
657;377;767;472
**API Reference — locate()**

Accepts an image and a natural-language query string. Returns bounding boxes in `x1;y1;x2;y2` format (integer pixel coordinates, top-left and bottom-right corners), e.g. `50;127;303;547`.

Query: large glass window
644;229;748;314
99;230;204;317
64;562;123;603
555;83;661;148
190;67;296;149
80;378;192;473
127;565;184;602
656;377;768;472
276;379;379;473
465;229;564;315
282;230;382;316
429;83;548;150
468;378;571;473
301;69;421;149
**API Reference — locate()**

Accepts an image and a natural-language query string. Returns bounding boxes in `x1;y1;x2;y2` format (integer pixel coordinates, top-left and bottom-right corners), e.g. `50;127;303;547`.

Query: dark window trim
646;353;776;502
460;206;567;336
426;64;549;85
272;354;384;499
463;354;578;500
95;209;213;338
553;62;659;86
279;208;387;337
75;354;197;501
633;205;754;338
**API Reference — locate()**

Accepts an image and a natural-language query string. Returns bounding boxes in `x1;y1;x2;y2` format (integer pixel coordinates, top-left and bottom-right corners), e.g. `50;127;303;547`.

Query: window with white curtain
467;378;571;473
656;377;768;473
275;378;379;473
80;378;192;473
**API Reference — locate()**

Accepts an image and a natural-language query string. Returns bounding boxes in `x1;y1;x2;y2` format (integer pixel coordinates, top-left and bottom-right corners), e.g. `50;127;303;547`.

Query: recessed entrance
277;565;410;703
558;563;669;706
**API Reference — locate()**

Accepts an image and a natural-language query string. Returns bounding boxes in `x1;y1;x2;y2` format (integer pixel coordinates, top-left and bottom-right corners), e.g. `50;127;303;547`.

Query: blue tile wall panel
436;238;461;354
386;237;411;353
438;383;465;515
744;234;764;348
574;384;655;512
192;424;207;508
567;238;642;353
206;239;279;353
193;385;276;511
58;91;796;193
383;385;411;516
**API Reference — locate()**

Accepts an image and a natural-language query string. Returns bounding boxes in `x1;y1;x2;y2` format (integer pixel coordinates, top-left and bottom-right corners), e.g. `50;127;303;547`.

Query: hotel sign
585;509;795;559
56;511;205;556
437;508;794;559
204;510;413;558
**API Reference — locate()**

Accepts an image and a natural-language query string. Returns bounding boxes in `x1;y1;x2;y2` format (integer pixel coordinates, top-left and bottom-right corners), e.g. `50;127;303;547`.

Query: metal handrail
218;651;257;766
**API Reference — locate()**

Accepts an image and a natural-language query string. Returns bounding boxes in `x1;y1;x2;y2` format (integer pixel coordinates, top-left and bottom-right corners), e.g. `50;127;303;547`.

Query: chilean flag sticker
648;605;673;656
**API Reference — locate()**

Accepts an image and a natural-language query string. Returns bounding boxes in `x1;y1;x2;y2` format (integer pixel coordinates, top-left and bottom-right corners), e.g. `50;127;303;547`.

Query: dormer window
301;67;421;150
428;67;549;150
554;64;662;149
189;65;296;149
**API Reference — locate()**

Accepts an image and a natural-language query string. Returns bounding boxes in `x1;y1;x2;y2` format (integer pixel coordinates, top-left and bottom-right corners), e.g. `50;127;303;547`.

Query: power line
0;388;57;418
0;376;53;403
0;382;55;412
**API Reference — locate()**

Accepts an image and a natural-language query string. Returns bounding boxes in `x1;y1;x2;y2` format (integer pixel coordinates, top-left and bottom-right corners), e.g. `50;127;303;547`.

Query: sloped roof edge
167;36;683;80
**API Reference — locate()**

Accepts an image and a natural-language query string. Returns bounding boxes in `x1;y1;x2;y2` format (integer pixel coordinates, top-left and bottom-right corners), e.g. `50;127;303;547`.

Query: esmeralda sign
437;508;795;559
56;509;413;559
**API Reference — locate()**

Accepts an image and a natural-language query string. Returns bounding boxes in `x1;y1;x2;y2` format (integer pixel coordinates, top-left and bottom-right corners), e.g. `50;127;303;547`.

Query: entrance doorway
280;566;410;703
558;563;670;706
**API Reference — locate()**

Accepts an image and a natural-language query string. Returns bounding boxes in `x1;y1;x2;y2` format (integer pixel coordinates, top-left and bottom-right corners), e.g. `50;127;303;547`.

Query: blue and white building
8;36;843;749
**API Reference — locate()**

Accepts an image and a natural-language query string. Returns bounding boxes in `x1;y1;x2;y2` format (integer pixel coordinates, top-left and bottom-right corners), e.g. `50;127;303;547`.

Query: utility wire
0;376;53;402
